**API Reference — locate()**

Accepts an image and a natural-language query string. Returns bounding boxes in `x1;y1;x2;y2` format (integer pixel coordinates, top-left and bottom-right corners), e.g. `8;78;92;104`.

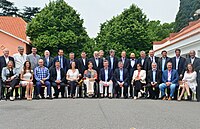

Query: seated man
113;61;129;98
34;59;51;99
146;62;162;99
50;60;66;98
99;60;113;98
159;62;179;100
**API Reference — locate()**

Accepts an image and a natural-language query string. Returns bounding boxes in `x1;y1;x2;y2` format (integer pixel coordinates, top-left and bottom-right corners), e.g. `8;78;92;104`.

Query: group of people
0;46;200;102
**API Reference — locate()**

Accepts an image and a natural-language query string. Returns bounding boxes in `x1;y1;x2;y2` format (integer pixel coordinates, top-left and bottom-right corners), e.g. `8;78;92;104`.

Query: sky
10;0;180;38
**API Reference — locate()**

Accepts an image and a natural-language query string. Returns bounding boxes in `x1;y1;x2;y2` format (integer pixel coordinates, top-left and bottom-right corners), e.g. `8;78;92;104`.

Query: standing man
129;53;137;98
159;62;179;100
113;61;129;98
106;49;118;72
119;51;130;69
34;59;51;99
99;50;105;61
26;47;41;70
185;50;200;70
78;52;89;97
68;52;79;69
158;50;171;72
42;50;54;69
196;65;200;102
147;50;159;71
0;49;15;100
13;46;27;99
137;51;148;71
53;49;69;73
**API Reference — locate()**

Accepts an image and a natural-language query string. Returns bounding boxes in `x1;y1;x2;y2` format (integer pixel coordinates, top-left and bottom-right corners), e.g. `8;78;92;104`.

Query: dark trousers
134;80;145;97
5;79;19;97
129;80;133;97
52;82;65;97
68;81;77;96
146;83;159;99
115;82;128;98
0;80;2;99
36;81;51;96
197;84;200;102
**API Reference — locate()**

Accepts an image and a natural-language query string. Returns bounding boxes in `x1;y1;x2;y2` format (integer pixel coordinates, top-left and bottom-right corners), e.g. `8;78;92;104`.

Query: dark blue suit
159;69;179;97
53;56;69;73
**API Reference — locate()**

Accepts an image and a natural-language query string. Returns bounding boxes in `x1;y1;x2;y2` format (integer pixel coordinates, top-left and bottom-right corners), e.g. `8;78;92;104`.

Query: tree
147;20;175;42
20;6;40;22
95;4;152;57
174;0;200;32
26;0;90;57
0;0;19;16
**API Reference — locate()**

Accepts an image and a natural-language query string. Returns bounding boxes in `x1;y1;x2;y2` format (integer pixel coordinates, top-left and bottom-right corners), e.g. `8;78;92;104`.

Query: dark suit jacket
53;56;69;73
42;56;54;69
171;56;186;75
162;69;179;84
113;68;129;84
50;67;66;83
157;57;171;71
185;57;200;70
99;68;113;82
129;59;137;78
89;57;103;74
78;58;89;75
0;56;15;74
106;56;118;71
67;59;79;69
146;56;159;71
119;57;130;69
137;57;148;71
147;69;162;84
196;66;200;85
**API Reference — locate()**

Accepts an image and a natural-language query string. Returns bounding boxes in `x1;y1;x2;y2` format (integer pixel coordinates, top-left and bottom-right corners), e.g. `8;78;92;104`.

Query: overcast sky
10;0;180;38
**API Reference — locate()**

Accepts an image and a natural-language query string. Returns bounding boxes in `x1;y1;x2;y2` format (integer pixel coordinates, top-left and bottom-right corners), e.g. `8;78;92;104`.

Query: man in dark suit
106;49;118;72
146;62;162;99
113;61;129;98
129;53;137;98
119;51;130;69
158;50;171;72
89;51;103;75
146;50;159;71
78;52;89;97
67;52;79;69
99;60;113;98
171;49;186;100
42;50;54;69
53;49;69;73
159;62;179;100
171;49;186;79
185;50;200;70
137;51;148;71
0;48;15;100
50;60;66;98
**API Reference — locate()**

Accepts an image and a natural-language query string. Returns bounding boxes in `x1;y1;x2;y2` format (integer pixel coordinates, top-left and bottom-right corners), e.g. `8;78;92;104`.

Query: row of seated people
1;57;199;101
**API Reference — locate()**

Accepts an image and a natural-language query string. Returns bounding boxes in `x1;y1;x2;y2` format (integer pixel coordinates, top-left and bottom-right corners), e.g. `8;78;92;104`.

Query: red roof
0;16;28;42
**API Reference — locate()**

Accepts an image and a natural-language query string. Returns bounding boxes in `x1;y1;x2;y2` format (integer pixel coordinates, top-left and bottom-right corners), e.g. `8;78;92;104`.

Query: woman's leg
178;86;185;100
29;82;33;99
26;83;30;99
185;83;191;96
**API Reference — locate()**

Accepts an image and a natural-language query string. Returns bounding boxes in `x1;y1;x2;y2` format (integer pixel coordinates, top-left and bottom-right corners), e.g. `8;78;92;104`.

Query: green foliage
174;0;200;32
20;6;40;22
147;20;175;41
26;0;90;57
95;4;152;57
0;0;19;16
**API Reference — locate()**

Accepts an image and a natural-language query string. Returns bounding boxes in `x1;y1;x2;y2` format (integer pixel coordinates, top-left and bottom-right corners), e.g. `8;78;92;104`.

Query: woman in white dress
178;64;197;101
20;61;33;100
66;61;80;99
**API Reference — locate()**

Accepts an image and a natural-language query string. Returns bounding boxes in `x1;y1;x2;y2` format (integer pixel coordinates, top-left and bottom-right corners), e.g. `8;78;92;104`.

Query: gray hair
18;46;24;50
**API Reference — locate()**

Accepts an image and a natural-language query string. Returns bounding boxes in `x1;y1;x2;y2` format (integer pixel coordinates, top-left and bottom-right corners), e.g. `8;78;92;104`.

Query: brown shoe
162;96;166;100
168;97;172;101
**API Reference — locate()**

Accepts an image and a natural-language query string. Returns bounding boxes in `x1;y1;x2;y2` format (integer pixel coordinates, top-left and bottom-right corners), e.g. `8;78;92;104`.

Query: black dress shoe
188;95;192;101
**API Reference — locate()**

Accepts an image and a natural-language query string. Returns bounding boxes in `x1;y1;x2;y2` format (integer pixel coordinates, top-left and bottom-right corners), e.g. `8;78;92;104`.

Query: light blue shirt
119;69;123;82
110;56;114;69
59;56;63;68
152;70;156;82
104;68;108;81
162;58;166;72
